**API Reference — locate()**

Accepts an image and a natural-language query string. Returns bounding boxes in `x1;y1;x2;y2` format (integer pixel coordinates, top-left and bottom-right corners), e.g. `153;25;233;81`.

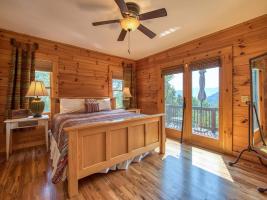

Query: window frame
35;70;52;113
112;79;124;109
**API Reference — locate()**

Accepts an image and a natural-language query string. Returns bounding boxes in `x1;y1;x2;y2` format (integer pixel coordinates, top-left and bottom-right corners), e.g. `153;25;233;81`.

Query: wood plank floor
0;139;267;200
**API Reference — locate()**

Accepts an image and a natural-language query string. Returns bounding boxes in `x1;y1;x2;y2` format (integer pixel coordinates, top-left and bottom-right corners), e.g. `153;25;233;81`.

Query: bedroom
0;0;267;199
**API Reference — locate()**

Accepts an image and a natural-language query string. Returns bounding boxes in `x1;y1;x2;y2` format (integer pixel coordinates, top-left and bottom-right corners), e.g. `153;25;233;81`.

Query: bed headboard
53;97;116;114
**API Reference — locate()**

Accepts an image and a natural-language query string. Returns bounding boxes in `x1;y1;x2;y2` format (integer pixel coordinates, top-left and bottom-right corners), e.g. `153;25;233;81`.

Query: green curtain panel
5;39;38;119
123;63;137;108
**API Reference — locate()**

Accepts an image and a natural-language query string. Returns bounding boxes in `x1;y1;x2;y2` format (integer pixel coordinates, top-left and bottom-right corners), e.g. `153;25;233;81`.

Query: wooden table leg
160;116;166;154
45;121;49;152
10;131;13;154
6;124;11;160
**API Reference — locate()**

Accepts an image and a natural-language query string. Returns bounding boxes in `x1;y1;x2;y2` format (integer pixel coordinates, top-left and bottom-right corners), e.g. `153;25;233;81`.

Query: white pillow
60;98;85;114
97;98;111;111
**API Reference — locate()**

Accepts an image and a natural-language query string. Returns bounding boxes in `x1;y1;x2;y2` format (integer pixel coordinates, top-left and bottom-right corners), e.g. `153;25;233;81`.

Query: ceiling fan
92;0;167;41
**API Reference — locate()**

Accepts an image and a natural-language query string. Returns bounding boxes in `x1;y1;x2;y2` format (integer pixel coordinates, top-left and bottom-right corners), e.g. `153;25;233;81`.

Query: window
35;71;51;112
112;79;123;108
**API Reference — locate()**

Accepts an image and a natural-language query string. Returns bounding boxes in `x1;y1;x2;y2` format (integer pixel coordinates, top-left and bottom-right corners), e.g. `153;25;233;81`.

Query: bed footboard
64;114;165;199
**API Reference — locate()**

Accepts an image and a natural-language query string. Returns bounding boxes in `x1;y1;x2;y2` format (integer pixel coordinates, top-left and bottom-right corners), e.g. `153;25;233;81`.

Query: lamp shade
123;87;132;98
26;81;48;97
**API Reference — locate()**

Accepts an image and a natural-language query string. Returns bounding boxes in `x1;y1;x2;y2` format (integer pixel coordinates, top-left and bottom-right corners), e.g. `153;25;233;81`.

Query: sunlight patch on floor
191;146;234;182
158;139;234;182
164;139;182;159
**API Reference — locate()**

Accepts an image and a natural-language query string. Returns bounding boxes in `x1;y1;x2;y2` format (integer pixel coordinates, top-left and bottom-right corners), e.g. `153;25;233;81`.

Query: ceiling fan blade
92;19;120;26
139;8;167;20
114;0;128;14
138;24;156;39
118;29;127;41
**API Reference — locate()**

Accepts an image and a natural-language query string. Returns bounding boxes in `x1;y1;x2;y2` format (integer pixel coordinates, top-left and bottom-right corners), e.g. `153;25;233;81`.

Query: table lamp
123;87;132;109
26;81;48;117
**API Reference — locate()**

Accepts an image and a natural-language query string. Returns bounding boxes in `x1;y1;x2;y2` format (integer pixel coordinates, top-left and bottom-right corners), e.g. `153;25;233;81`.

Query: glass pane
35;71;51;112
113;91;123;108
164;73;184;131
192;67;219;139
40;88;50;112
252;69;260;131
35;71;50;87
112;79;123;90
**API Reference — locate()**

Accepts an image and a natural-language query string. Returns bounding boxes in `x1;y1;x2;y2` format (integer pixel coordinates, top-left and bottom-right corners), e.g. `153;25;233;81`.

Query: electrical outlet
241;96;249;103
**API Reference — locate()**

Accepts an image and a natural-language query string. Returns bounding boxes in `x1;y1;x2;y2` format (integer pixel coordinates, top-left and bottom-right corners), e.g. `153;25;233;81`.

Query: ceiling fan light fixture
120;17;140;31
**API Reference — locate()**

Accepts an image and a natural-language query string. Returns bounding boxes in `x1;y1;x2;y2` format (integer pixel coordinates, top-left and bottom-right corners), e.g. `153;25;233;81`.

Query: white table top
4;115;49;123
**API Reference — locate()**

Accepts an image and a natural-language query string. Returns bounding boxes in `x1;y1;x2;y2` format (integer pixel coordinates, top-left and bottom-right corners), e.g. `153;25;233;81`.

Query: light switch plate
241;96;249;103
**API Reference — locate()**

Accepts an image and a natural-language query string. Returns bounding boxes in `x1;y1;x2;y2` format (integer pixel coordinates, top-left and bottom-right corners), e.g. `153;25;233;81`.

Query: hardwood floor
0;139;267;200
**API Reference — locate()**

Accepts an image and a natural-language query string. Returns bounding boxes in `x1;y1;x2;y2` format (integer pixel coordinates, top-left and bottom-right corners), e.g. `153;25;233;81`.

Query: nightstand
126;108;141;114
4;115;49;160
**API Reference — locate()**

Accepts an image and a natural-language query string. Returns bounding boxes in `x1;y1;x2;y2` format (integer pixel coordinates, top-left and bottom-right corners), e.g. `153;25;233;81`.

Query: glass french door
162;61;224;151
189;66;221;149
164;72;184;138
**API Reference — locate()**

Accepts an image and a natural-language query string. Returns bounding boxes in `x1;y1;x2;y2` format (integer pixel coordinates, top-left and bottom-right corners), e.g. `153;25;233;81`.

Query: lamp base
30;97;44;118
123;99;131;109
33;113;42;118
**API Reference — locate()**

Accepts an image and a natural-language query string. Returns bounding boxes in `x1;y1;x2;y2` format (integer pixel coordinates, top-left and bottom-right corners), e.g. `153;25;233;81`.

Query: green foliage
112;79;123;108
35;71;51;112
35;71;50;87
112;79;123;90
165;74;219;133
165;75;183;106
192;97;211;107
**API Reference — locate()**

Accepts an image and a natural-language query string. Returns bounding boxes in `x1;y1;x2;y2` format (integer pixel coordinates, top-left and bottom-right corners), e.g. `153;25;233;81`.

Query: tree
165;75;179;105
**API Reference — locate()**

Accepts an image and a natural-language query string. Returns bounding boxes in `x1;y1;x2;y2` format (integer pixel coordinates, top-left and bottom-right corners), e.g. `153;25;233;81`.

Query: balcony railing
165;104;219;138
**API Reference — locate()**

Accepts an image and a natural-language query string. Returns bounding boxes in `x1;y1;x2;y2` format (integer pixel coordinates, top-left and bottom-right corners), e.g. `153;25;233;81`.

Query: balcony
165;104;219;139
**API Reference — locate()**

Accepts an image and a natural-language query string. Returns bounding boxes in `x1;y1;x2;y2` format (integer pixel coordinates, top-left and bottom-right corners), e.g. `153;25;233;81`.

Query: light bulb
120;17;140;31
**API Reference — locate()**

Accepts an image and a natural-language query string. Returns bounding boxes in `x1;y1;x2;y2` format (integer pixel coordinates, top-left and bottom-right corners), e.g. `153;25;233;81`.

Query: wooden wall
0;15;266;157
0;29;133;153
136;15;267;153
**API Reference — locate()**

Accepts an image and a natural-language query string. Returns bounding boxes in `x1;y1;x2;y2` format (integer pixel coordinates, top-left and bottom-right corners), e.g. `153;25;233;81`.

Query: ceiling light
120;17;140;31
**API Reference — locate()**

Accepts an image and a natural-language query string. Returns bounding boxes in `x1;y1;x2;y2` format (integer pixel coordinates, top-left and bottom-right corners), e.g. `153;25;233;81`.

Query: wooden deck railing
165;104;219;133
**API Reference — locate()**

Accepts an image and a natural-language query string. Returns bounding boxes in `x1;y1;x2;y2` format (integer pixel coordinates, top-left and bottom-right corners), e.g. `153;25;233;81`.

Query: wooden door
163;67;184;139
188;65;222;151
161;47;233;153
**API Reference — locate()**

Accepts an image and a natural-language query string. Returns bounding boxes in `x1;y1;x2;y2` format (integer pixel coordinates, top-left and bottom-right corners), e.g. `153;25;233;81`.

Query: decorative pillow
85;98;111;112
60;98;86;114
85;99;100;113
98;98;111;111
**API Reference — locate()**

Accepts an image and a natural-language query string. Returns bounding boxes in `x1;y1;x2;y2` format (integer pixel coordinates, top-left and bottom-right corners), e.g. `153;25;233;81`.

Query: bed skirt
49;131;152;182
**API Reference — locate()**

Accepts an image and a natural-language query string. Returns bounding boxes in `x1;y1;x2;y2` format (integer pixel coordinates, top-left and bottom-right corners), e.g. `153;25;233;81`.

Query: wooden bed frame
55;97;166;199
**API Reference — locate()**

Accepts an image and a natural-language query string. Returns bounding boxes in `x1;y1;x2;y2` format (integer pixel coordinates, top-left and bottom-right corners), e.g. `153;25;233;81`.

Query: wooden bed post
160;115;166;154
68;130;79;199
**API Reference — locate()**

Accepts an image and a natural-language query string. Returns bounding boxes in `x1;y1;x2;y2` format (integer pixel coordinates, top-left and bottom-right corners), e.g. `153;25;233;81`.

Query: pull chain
128;30;131;54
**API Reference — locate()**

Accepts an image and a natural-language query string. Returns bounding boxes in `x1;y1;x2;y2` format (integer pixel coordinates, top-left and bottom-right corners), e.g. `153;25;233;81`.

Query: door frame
162;67;185;140
160;46;233;153
187;63;223;151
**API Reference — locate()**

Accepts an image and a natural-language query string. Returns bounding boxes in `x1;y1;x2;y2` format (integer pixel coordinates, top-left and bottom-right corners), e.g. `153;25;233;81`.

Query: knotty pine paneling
0;28;133;153
0;15;266;157
136;14;267;153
